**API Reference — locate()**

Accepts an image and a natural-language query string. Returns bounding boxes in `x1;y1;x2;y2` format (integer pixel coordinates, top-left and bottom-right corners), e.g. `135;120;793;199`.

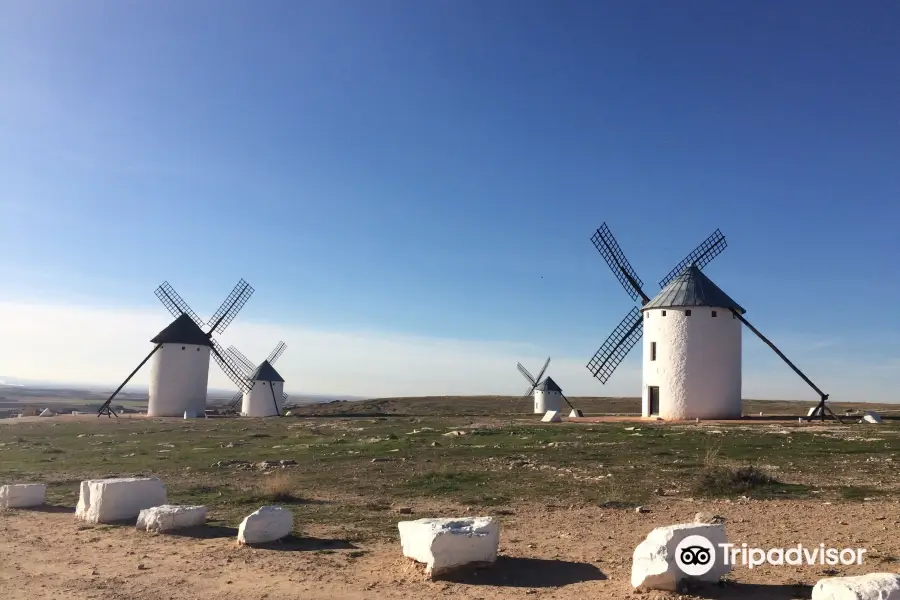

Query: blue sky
1;1;898;400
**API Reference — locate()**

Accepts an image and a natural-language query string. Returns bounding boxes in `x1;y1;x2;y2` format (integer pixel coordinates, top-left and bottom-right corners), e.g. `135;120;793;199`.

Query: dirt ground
2;497;897;600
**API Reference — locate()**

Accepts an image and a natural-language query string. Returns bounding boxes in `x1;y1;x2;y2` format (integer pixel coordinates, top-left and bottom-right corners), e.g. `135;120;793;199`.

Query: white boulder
398;517;499;578
38;409;55;417
237;506;293;544
0;483;47;508
861;411;883;424
76;477;167;524
631;523;731;591
136;505;207;532
568;409;584;418
541;410;562;423
812;573;900;600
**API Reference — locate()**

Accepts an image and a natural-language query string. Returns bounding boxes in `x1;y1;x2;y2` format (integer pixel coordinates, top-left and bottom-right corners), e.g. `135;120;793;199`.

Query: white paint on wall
241;380;285;417
534;390;562;414
148;343;211;417
641;307;742;420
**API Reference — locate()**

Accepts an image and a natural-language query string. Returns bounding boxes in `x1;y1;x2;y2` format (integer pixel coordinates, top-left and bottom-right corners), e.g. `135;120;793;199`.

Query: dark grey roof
535;376;562;393
249;360;285;382
641;265;745;314
150;313;212;346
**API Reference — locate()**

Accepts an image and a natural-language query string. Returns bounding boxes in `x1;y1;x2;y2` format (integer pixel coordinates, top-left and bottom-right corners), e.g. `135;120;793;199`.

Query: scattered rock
631;523;731;591
694;512;726;525
76;477;167;524
812;573;900;599
136;505;207;533
635;506;650;514
0;483;46;509
237;506;293;545
398;517;500;579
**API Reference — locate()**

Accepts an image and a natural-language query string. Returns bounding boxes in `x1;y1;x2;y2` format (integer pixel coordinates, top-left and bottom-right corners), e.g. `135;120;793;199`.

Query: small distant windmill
516;357;577;415
588;222;837;421
98;280;254;418
225;342;289;417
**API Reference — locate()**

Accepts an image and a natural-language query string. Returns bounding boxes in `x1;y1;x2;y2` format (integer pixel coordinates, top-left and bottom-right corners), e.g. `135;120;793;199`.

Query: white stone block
38;409;55;417
237;506;293;544
812;573;900;600
631;523;731;591
75;477;167;524
398;517;499;578
861;411;883;424
568;409;584;418
0;483;46;508
136;505;207;532
541;410;562;423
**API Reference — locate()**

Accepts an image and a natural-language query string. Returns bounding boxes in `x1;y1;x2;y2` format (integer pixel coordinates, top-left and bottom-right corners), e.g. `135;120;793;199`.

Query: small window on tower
661;310;667;316
712;310;717;317
650;342;657;361
181;346;185;350
685;310;692;316
646;313;649;319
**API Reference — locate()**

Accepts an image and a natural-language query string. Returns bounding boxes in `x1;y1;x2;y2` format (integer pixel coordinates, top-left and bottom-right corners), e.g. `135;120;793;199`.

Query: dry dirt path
1;499;898;600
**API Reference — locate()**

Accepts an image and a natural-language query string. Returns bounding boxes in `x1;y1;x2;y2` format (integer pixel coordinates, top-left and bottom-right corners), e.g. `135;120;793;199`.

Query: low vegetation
1;411;898;540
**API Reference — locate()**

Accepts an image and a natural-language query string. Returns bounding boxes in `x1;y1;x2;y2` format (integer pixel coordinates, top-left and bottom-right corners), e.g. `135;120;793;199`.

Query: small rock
137;563;147;570
635;506;650;514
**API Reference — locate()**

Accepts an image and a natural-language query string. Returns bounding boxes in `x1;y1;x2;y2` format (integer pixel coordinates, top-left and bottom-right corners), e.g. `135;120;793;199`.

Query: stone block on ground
398;517;499;579
136;505;207;532
541;410;562;423
38;409;55;417
569;409;584;418
237;506;293;544
861;411;883;424
812;573;900;600
76;477;167;524
0;483;46;508
631;522;731;591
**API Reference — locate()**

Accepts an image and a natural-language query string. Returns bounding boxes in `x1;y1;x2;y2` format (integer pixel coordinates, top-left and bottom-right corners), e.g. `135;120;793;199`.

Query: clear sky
1;1;898;401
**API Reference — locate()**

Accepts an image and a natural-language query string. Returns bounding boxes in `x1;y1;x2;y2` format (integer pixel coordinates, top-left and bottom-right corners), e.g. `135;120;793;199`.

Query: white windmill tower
97;280;254;418
516;358;580;416
587;223;836;421
225;342;289;417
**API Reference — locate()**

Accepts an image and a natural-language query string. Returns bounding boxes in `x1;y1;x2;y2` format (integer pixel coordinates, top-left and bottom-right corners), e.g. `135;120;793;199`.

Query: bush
694;465;777;497
258;472;302;503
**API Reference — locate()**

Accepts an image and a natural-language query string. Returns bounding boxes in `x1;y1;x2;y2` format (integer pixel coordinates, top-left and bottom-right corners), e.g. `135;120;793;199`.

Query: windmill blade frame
587;306;643;384
207;279;255;335
591;223;649;303
267;341;287;365
658;229;727;289
517;362;537;386
226;390;243;412
226;345;255;377
154;281;204;326
210;338;252;393
533;356;551;387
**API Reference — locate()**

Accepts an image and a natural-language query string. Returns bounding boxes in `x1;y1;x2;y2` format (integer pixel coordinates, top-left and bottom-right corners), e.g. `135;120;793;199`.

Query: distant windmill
226;342;289;417
98;280;254;418
588;222;837;421
516;357;577;415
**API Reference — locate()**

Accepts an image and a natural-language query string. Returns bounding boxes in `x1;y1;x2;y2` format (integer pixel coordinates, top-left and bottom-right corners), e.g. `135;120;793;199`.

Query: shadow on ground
690;582;813;599
442;557;606;588
19;504;75;514
250;535;358;552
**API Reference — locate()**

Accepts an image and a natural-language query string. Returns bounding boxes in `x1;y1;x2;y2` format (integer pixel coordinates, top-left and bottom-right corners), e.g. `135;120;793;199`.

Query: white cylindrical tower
533;377;563;414
240;360;286;417
640;265;744;420
147;314;212;417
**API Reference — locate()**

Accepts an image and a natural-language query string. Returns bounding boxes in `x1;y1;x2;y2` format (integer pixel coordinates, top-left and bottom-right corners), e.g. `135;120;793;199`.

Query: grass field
2;401;898;543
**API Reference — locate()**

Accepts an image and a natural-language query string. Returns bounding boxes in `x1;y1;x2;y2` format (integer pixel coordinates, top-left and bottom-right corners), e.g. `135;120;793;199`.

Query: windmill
225;342;289;417
517;357;577;415
587;222;837;422
97;280;255;418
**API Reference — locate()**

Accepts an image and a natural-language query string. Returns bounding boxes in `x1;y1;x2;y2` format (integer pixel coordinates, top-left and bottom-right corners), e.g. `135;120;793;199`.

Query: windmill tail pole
730;310;842;424
560;393;577;412
269;382;281;417
97;344;162;417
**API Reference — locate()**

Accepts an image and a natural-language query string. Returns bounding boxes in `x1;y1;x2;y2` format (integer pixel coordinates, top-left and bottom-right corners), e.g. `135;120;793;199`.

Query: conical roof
150;313;212;346
535;376;562;393
642;265;745;314
249;359;284;382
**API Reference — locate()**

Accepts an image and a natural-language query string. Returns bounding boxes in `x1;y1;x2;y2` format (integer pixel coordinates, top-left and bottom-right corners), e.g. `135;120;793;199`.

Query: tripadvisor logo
675;534;867;573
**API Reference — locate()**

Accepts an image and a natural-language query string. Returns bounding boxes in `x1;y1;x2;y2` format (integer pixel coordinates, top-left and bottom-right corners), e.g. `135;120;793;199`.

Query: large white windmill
587;223;836;421
98;280;254;418
226;342;289;417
